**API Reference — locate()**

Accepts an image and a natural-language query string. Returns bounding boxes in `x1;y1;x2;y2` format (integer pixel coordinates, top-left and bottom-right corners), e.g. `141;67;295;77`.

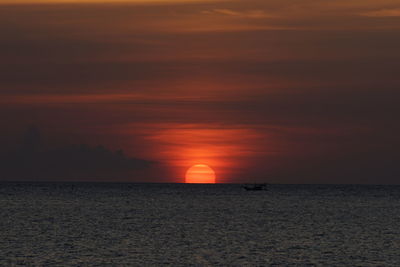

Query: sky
0;0;399;183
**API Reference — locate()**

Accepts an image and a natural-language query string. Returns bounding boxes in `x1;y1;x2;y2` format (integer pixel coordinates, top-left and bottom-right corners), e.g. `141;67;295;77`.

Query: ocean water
0;183;399;266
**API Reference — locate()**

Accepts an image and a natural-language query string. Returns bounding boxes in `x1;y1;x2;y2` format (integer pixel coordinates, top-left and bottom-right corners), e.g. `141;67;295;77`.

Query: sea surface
0;183;399;266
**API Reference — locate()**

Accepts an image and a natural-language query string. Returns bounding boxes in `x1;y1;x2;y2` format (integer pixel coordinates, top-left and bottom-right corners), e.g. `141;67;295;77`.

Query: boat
242;183;267;191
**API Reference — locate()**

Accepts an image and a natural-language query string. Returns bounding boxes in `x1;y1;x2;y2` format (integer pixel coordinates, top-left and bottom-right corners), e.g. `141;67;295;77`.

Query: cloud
0;0;220;4
202;9;274;19
0;126;155;181
361;8;400;17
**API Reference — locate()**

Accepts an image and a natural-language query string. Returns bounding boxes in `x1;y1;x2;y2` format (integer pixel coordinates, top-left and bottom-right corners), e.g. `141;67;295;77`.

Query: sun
185;164;216;184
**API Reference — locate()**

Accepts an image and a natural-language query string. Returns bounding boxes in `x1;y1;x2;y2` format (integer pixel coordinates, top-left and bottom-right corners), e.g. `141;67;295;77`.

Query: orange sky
0;0;399;183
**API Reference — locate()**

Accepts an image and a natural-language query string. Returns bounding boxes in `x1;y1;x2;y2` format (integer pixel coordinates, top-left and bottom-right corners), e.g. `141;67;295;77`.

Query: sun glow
185;164;216;184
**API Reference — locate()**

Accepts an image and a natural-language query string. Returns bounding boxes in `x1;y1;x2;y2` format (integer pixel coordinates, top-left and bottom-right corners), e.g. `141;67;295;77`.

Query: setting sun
185;164;216;184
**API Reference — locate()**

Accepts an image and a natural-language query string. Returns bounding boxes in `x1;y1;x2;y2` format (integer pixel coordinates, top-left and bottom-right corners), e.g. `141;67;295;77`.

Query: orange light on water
185;164;216;184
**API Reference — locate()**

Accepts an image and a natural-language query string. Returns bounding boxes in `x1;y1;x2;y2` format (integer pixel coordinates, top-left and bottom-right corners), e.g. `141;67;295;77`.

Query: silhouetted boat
242;183;267;191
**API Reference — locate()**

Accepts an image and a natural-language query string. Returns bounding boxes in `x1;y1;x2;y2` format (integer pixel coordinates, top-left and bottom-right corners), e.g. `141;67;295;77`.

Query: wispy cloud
202;8;274;19
0;0;220;4
361;8;400;17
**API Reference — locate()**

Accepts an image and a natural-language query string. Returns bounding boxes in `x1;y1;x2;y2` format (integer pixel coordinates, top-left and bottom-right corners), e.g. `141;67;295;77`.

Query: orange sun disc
185;164;216;184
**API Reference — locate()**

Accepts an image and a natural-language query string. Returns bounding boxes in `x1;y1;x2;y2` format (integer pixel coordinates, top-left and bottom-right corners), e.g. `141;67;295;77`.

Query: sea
0;183;399;266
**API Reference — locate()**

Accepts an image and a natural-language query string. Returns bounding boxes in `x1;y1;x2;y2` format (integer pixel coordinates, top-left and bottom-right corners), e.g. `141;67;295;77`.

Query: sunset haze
0;0;399;183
